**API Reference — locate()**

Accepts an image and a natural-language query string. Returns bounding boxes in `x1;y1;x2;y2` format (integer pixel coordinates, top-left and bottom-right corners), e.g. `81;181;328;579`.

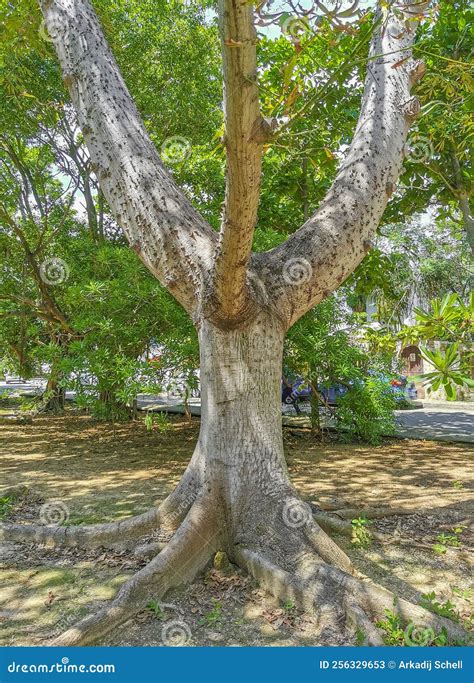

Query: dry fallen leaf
44;591;56;608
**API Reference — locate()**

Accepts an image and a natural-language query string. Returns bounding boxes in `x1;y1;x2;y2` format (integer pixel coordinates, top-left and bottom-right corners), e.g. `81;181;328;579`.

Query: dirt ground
0;415;472;647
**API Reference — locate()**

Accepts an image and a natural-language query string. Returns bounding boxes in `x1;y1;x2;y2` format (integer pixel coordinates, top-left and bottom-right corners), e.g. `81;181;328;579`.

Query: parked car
4;374;26;384
282;372;417;413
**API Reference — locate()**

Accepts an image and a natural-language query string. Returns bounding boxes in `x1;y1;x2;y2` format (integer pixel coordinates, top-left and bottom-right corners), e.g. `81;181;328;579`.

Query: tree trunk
458;195;474;253
196;312;289;529
43;378;65;414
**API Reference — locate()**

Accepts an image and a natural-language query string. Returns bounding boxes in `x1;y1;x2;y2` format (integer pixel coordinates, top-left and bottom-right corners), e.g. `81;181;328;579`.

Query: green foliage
0;497;13;520
420;592;460;622
376;609;406;646
0;0;471;433
376;608;452;647
144;412;172;434
337;377;397;445
146;599;165;620
285;296;398;442
452;586;472;600
432;526;464;554
282;599;295;613
387;0;473;248
199;600;222;626
401;293;473;399
351;516;373;549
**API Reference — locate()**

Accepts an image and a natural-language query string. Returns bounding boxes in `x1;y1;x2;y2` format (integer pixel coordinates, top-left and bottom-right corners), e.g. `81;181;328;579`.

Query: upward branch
39;0;216;317
212;0;273;323
257;1;430;328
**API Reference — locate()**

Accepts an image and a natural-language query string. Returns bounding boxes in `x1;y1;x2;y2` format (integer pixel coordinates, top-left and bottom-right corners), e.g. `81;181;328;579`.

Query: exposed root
0;507;160;549
49;492;222;646
344;598;384;646
134;540;167;559
313;510;441;551
4;475;470;647
0;477;198;549
320;562;470;643
313;510;356;537
235;547;470;645
304;518;355;574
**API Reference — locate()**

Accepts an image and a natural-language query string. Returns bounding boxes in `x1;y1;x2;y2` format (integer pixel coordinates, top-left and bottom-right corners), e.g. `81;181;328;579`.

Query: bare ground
1;415;472;646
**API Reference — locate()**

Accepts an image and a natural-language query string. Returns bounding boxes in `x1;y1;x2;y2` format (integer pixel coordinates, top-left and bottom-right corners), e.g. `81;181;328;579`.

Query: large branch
212;0;273;322
256;1;430;328
39;0;216;316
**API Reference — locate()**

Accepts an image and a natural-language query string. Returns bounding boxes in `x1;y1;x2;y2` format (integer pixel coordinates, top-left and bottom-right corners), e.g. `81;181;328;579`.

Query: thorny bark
2;0;464;647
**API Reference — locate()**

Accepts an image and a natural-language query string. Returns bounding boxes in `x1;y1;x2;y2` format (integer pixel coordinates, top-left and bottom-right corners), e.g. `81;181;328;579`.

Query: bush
336;377;396;445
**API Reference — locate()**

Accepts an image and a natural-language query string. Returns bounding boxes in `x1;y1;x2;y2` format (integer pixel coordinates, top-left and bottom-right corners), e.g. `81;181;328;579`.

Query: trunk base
1;480;469;647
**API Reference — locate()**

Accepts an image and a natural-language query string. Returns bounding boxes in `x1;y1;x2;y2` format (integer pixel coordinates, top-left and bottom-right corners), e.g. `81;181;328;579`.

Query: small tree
400;292;473;399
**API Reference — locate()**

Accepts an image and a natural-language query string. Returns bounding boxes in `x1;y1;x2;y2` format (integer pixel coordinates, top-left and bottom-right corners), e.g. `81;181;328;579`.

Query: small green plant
452;480;464;490
452;586;472;601
282;599;295;613
199;599;222;626
432;526;464;554
355;628;366;646
0;496;13;520
376;608;405;645
420;592;459;622
351;516;373;548
146;599;165;620
376;607;455;647
336;378;397;445
144;411;172;433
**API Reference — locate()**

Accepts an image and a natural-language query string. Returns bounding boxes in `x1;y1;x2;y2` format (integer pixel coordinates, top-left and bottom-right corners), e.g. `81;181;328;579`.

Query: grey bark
19;0;453;646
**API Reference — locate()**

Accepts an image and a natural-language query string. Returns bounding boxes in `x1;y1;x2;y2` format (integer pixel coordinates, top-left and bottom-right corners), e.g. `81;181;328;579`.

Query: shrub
336;377;396;445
